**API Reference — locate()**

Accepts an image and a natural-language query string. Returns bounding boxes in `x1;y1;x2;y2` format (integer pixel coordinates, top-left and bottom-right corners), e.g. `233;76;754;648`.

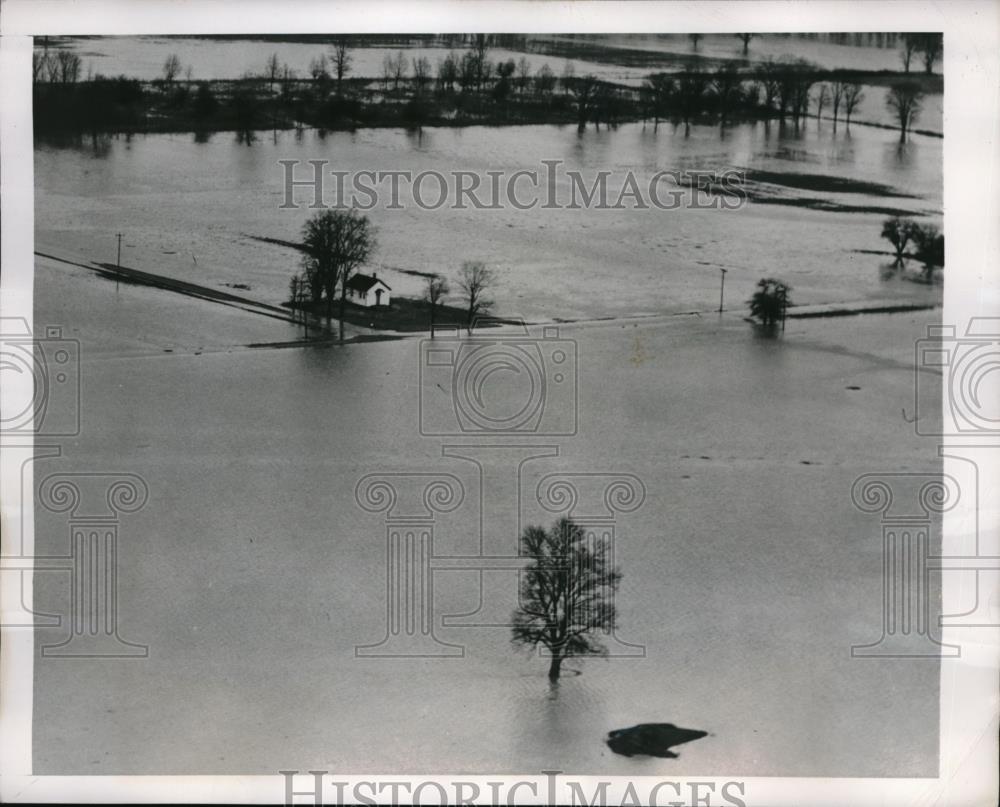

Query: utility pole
115;232;123;292
718;267;728;313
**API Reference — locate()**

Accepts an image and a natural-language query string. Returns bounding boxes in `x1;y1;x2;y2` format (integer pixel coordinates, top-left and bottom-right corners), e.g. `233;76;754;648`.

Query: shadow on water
606;723;709;759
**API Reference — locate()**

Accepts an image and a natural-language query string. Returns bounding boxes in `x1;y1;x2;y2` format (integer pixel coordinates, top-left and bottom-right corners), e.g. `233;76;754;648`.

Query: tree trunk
548;654;563;681
339;280;347;343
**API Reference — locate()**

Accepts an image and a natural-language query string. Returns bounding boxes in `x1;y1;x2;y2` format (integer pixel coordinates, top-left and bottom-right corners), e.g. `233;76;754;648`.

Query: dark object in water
606;723;708;758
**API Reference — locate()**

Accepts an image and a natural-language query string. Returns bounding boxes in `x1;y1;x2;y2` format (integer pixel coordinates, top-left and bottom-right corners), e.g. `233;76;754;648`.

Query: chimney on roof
373;271;377;280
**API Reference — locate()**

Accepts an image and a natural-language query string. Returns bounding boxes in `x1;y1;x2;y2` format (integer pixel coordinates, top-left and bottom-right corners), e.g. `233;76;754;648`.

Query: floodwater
32;259;942;775
30;32;945;777
35;117;941;324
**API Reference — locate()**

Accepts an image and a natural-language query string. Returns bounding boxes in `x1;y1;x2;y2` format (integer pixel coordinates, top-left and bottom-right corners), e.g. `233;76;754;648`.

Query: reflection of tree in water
87;132;112;158
887;141;915;170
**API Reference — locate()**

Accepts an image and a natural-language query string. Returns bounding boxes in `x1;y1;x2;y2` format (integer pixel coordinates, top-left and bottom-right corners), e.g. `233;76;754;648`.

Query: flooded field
32;259;941;775
35;118;941;324
29;31;945;779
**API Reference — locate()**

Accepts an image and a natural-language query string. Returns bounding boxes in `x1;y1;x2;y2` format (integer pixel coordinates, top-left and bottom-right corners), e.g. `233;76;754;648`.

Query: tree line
34;36;936;140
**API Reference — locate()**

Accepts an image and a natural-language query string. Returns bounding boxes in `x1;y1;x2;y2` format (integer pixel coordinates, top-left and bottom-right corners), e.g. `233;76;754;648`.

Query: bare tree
516;56;532;93
412;55;432;93
332;39;352;92
535;63;556;96
424;275;450;338
735;33;754;55
689;33;702;51
472;34;489;89
757;58;781;112
886;82;923;142
921;33;942;74
511;518;623;682
560;60;575;95
300;209;378;342
712;64;741;125
265;53;281;91
391;50;407;91
457;261;496;331
676;65;708;127
381;52;394;92
814;83;830;122
571;74;600;131
787;60;816;123
458;50;478;92
644;73;673;130
55;50;82;84
881;216;918;262
162;53;182;83
842;82;864;128
309;54;329;81
33;49;50;83
830;80;845;128
900;34;920;73
437;51;458;91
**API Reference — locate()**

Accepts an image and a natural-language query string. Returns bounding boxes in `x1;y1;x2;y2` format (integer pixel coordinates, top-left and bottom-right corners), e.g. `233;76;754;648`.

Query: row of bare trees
639;61;868;130
899;33;943;74
424;262;496;336
32;48;83;84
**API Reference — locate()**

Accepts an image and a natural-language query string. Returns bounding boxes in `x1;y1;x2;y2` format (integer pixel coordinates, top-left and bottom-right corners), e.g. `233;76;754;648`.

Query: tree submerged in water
511;518;622;682
748;278;792;328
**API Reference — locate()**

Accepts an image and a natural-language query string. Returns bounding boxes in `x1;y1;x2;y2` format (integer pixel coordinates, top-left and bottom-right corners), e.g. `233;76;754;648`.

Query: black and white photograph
0;1;997;804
